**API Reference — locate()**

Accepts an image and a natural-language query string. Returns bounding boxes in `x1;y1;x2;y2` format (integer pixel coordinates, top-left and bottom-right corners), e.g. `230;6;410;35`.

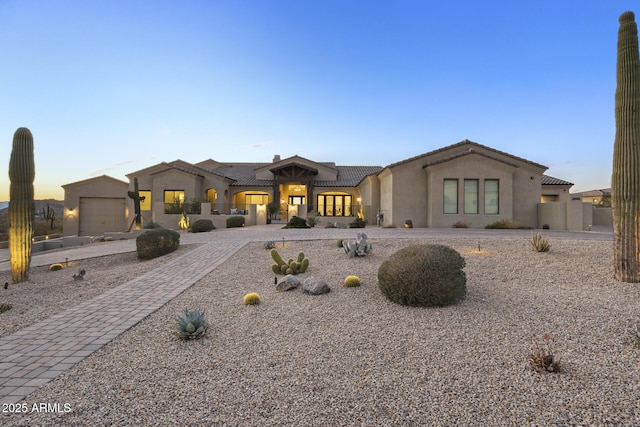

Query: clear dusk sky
0;1;637;200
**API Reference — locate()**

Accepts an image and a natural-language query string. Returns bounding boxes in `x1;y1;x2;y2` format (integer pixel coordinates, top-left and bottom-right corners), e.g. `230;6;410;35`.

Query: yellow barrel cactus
243;292;262;305
343;275;361;287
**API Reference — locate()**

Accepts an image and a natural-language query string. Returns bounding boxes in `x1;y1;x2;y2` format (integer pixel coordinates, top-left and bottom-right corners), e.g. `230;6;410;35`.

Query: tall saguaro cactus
612;11;640;282
8;127;35;283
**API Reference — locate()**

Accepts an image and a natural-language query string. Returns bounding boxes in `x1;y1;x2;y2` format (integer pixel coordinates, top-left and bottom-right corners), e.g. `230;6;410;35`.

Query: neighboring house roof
315;166;384;187
574;188;611;196
541;175;573;186
386;139;548;170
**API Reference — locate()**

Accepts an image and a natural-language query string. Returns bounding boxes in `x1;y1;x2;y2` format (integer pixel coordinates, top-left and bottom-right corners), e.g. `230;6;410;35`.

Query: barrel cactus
243;292;262;305
343;275;361;287
8;127;35;283
174;308;209;340
612;11;640;282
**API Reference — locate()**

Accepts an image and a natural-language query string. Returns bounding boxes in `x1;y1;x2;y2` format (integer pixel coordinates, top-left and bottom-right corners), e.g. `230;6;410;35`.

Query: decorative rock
276;274;301;291
302;277;331;295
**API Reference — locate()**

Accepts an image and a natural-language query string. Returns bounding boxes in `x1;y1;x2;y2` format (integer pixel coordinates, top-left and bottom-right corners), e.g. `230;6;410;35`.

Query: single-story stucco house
62;139;593;236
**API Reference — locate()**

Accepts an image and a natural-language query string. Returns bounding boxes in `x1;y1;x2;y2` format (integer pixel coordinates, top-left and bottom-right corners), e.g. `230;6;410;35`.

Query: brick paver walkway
0;226;613;404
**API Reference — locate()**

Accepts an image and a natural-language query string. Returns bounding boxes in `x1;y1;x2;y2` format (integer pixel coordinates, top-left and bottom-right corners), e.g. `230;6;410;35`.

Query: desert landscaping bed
2;237;640;426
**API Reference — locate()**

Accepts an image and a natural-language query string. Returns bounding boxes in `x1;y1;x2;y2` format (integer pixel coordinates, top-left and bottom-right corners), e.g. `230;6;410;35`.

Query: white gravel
2;237;640;426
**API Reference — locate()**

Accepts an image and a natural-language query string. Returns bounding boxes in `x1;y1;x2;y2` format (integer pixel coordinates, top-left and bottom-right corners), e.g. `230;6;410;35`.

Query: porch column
307;181;314;212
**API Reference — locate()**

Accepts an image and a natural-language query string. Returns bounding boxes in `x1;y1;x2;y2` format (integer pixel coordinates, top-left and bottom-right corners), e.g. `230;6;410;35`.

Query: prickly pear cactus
8;127;35;283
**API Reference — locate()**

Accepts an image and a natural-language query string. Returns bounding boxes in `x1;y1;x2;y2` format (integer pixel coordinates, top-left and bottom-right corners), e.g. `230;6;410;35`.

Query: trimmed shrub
378;244;466;307
349;217;367;228
136;228;180;260
282;216;309;229
485;219;531;229
190;219;215;233
226;216;245;228
143;221;162;229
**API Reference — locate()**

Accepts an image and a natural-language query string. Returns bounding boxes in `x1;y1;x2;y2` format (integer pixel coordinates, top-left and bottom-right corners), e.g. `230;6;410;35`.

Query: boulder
303;277;331;295
276;274;301;291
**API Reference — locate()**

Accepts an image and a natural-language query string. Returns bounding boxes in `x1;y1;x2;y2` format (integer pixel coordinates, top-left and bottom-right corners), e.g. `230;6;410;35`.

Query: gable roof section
62;174;128;189
422;148;520;169
387;139;547;170
315;166;384;187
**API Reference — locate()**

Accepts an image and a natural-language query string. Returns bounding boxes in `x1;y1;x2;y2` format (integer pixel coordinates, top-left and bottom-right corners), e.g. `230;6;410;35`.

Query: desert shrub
136;228;180;260
49;263;64;271
452;221;470;228
343;275;361;287
485;219;529;229
190;219;215;233
226;215;245;228
0;303;13;313
243;292;262;305
174;308;209;340
529;333;562;373
282;216;309;229
143;221;162;229
349;217;367;228
378;244;466;307
529;232;550;252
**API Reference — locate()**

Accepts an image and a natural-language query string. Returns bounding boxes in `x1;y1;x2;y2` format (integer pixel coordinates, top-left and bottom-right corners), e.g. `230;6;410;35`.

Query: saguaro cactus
127;177;144;230
8;127;35;283
612;11;640;282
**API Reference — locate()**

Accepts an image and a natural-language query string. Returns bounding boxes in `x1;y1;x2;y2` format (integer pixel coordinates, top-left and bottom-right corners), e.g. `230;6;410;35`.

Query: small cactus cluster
49;263;64;271
243;292;262;305
343;233;372;258
343;275;361;287
271;249;309;275
174;308;209;340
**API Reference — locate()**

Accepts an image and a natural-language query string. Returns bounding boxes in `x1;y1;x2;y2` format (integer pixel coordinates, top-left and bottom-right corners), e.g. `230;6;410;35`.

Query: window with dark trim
317;194;352;216
484;180;499;214
443;179;458;214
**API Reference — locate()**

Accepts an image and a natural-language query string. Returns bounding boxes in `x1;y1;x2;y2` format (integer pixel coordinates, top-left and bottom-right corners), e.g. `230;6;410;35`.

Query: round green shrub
282;216;309;229
377;244;466;307
190;219;216;233
136;228;180;260
226;215;245;228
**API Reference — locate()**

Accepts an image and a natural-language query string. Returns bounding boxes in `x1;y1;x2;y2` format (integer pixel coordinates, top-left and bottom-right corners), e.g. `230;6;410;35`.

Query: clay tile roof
541;174;573;185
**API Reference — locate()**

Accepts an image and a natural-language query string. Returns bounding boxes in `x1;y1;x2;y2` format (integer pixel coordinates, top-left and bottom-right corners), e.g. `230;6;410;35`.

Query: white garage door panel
79;197;126;236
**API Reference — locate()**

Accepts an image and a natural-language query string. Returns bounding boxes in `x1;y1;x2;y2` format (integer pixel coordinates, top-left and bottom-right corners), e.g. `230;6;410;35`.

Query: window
443;179;458;214
484;180;499;214
246;194;269;205
139;191;151;211
464;180;478;214
317;194;352;216
164;190;184;214
288;196;305;205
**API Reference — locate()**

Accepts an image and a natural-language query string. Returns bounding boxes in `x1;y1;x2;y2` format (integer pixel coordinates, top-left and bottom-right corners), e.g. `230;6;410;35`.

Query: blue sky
0;0;636;200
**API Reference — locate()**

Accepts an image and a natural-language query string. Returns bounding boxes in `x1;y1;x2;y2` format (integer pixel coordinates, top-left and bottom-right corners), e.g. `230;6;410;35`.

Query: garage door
79;197;127;236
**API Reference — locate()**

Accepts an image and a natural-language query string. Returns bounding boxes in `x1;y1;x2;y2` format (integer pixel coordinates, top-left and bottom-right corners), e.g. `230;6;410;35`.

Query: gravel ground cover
2;237;640;426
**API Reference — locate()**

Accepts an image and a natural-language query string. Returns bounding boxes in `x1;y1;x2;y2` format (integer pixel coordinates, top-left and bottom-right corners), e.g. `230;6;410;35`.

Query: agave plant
174;308;209;340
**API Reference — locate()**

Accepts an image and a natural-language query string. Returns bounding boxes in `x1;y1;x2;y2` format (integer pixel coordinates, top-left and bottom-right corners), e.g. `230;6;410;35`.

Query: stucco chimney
273;155;281;162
